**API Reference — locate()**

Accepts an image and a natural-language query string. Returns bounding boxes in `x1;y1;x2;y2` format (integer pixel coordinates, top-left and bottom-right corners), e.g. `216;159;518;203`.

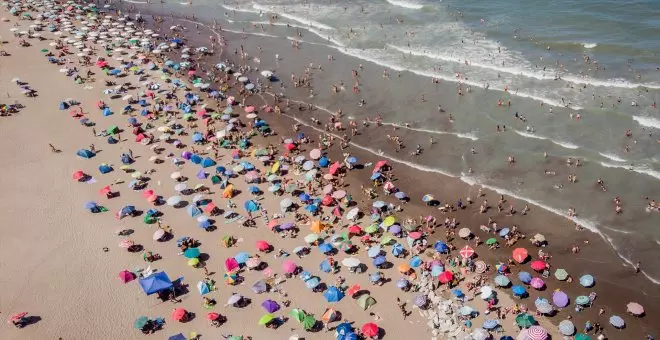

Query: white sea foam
552;140;579;150
599;152;626;162
221;4;262;14
385;0;424;10
252;4;334;31
515;130;547;140
582;42;598;49
600;162;660;181
632;115;660;129
382;122;479;140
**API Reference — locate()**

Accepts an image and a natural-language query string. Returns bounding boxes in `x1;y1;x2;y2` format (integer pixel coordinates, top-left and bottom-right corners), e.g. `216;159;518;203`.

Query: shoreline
0;1;657;339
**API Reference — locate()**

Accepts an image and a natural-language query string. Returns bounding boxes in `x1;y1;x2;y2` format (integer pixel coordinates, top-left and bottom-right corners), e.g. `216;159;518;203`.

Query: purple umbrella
389;224;401;234
261;299;280;313
413;294;427;307
280;222;295;230
530;277;545;289
182;151;192;160
196;169;207;179
552;291;569;308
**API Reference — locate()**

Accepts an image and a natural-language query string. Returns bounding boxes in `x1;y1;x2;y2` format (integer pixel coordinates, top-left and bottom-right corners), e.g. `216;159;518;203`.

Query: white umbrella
166;196;182;206
174;183;187;192
341;257;361;267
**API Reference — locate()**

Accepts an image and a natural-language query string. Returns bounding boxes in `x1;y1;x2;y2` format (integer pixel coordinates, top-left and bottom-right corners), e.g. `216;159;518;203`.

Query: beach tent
76;149;96;158
139;272;173;295
98;164;113;174
357;294;376;310
323;286;344;302
197;281;210;295
59;101;69;110
186;205;202;218
168;334;186;340
201;157;216;168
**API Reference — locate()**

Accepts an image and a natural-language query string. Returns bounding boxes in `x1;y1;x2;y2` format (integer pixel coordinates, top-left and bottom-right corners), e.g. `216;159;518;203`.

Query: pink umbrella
459;245;475;258
626;302;644;316
332;190;346;199
118;270;134;283
530;277;545;289
329;162;341;175
244;106;255;113
310;149;321;160
323;184;333;194
246;257;262;269
225;258;239;272
282;260;297;274
118;239;134;248
408;232;422;239
256;240;271;252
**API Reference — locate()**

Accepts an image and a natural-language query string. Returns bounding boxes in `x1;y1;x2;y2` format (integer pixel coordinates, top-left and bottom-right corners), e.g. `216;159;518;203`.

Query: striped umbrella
558;320;575;335
527;325;548;340
474;260;487;273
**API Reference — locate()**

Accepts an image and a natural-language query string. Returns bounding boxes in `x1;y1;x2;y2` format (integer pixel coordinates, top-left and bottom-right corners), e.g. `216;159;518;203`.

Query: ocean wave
632;115;660;129
604;226;633;234
552;140;579;150
252;4;335;31
600;162;660;181
582;42;598;49
385;0;424;10
221;4;262;14
599;152;626;162
515;130;547;140
459;175;660;284
382;122;479;140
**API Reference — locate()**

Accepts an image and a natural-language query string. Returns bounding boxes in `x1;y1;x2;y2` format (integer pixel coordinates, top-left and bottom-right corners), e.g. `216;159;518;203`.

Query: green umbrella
133;316;149;329
143;215;156;224
365;224;378;234
108;125;119;134
228;336;243;340
380;235;394;245
302;315;316;330
357;294;376;310
41;48;49;53
289;308;306;323
515;313;536;328
575;334;591;340
554;268;569;280
494;275;510;287
575;296;591;305
485;238;498;245
258;313;275;326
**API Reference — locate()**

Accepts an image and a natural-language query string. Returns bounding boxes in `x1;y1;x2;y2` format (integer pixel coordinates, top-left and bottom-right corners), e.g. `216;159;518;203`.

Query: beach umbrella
118;239;134;248
609;315;625;328
431;265;443;277
494;275;510;287
459;306;475;316
324;286;344;302
554;268;569;280
515;313;536;328
458;228;471;238
225;258;239;272
256;240;271;251
118;270;134;283
367;246;381;258
301;315;316;330
166;195;182;206
422;194;434;202
438;271;454;284
512;285;526;296
226;294;243;306
398;263;411;273
526;325;548;340
290;309;306;323
512;248;528;263
134;316;149;329
391;243;404;257
396;278;409;289
518;271;532;283
434;241;449;253
168;334;186;340
558;320;575;335
575;295;590;305
183;247;200;258
486;238;498;246
480;286;494;299
575;334;591;340
171;308;187;321
234;252;250;264
152;229;165;241
252;280;267;294
529;277;544;289
342;257;361;267
305;277;321;289
459;245;475;258
304;233;319;244
282;259;297;274
197;281;210;295
258;314;275;326
207;312;221;321
472;328;489;340
472;260;487;274
626;302;644;316
535;301;553;314
579;274;594;287
552;291;569;308
482;319;499;330
361;323;378;337
530;260;546;271
246;257;262;269
413;294;427;307
409;256;422;267
188;258;200;267
261;299;280;313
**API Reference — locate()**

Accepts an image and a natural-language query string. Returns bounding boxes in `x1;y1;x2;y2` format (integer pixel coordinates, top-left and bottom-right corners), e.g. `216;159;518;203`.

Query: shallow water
125;0;660;281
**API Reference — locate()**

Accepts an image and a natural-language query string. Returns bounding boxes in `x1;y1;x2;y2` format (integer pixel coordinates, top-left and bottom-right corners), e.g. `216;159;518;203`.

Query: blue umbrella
499;228;510;237
305;277;320;289
323;286;344;302
452;289;464;297
244;200;259;212
319;243;334;254
305;204;318;213
186;205;201;218
183;248;201;258
367;246;381;258
394;191;407;199
234;252;250;264
370;172;381;180
168;334;186;340
372;255;386;266
518;271;532;284
298;193;311;202
139;272;173;295
409;256;422;267
512;285;527;296
431;265;444;277
609;315;625;328
392;243;404;256
318;157;329;167
434;241;449;253
579;274;595;287
369;273;381;282
248;186;261;194
299;271;312;281
483;319;499;329
372;201;386;208
396;278;409;289
336;322;353;336
346;156;357;164
319;259;332;273
198;220;211;229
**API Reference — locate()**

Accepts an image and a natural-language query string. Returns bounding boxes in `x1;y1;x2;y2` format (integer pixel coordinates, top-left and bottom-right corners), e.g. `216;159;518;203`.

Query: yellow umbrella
271;161;280;173
383;216;396;227
187;258;200;266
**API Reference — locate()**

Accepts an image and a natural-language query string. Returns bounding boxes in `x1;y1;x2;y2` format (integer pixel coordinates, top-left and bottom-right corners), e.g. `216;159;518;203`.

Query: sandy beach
1;1;658;340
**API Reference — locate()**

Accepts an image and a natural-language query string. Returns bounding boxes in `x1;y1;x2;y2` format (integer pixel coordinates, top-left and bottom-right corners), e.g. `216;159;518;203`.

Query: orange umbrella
398;263;411;273
347;284;361;296
512;248;529;263
310;220;324;233
171;308;187;321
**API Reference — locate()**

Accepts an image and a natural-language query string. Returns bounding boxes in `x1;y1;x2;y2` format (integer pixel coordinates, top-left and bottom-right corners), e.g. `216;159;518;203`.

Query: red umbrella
147;194;158;203
321;195;333;206
207;312;221;321
361;322;379;337
171;308;187;321
118;270;134;283
72;170;86;181
8;312;27;323
99;185;112;196
256;240;271;252
530;260;547;271
284;143;296;151
408;232;422;240
348;225;362;235
142;189;154;198
225;258;239;272
438;271;454;284
512;248;529;263
459;245;475;258
373;160;387;173
267;219;280;230
347;284;361;296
